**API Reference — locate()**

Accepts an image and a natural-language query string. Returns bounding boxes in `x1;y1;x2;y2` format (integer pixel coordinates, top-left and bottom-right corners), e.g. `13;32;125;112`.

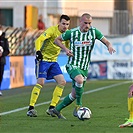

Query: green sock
56;94;74;111
75;86;84;106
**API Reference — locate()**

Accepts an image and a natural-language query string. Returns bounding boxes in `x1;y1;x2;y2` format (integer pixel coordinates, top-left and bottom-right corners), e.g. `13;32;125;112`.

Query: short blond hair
81;13;92;20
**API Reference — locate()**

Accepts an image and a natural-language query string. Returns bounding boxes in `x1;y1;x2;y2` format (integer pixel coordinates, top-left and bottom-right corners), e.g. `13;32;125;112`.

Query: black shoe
46;108;56;117
73;106;80;117
52;108;66;119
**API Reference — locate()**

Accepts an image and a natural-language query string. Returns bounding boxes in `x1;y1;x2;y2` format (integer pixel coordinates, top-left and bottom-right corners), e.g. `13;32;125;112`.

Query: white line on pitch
0;81;130;116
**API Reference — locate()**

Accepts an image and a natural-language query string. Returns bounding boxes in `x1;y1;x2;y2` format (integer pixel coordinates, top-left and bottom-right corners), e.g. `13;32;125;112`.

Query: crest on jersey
43;32;47;36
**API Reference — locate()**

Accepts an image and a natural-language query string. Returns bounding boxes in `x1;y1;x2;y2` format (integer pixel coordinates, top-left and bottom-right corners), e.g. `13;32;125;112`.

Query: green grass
0;80;133;133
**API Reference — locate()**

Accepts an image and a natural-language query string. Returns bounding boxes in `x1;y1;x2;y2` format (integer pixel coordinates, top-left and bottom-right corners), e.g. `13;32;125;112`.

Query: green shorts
66;64;88;81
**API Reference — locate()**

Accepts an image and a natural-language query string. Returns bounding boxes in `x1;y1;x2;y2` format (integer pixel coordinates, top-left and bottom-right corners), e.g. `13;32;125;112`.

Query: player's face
80;16;92;32
58;19;70;33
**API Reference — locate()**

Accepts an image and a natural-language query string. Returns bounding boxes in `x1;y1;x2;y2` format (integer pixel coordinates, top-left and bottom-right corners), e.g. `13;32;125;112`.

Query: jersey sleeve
95;28;104;40
64;40;70;48
61;30;71;41
35;28;53;51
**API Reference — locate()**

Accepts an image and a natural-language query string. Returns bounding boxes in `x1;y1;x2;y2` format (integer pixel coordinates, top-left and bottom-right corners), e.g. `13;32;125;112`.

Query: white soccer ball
0;46;3;53
77;107;92;121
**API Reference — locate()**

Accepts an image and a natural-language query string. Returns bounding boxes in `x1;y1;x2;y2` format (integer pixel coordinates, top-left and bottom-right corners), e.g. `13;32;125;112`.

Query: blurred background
0;0;132;55
0;0;133;90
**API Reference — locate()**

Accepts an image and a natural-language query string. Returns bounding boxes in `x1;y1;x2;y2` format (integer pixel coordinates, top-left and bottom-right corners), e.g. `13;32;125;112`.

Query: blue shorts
35;60;62;80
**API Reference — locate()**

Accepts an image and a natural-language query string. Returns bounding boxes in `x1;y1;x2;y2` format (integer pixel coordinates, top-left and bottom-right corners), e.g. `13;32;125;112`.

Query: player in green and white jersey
51;13;116;119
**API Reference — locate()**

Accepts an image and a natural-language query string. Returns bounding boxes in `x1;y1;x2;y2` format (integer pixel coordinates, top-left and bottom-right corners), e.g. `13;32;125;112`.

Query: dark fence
3;27;43;56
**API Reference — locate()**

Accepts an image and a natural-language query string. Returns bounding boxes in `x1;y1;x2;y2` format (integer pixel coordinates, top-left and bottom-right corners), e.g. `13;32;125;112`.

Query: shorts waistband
43;59;55;62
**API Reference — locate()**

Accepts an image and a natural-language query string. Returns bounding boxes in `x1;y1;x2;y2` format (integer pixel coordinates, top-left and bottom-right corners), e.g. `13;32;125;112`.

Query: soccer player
119;84;133;128
27;14;70;117
51;13;116;119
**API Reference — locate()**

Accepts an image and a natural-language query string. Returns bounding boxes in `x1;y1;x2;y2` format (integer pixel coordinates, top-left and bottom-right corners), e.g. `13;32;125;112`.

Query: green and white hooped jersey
61;26;104;70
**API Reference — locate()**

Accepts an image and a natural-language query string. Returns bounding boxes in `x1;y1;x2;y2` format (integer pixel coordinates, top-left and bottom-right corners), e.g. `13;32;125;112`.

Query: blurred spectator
0;32;10;96
38;14;46;30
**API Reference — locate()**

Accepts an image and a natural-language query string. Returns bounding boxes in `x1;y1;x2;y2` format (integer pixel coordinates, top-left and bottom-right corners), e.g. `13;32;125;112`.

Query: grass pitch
0;80;133;133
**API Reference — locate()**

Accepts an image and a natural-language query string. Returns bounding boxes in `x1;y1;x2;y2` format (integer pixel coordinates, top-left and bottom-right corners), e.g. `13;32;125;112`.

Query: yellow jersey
35;25;69;62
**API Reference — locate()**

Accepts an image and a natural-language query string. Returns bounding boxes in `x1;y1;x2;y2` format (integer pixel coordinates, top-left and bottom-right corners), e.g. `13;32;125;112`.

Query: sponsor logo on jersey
74;41;91;46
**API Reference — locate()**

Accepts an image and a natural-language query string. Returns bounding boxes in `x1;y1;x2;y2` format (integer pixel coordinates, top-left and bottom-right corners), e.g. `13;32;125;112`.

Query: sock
29;84;42;107
75;85;84;106
56;93;75;111
50;85;64;107
28;106;35;111
49;106;55;109
128;97;133;120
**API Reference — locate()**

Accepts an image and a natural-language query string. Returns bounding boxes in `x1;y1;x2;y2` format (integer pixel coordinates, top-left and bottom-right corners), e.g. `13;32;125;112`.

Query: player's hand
128;84;133;97
108;46;116;54
66;50;73;56
65;48;74;57
36;51;43;61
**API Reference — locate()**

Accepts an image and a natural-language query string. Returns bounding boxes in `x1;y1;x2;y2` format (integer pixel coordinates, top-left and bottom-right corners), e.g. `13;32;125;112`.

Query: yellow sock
29;84;42;107
128;97;133;120
50;85;64;107
129;112;133;120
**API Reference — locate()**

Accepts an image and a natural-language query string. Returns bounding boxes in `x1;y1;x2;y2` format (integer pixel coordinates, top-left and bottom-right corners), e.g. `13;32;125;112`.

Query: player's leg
74;75;84;106
52;88;76;119
49;74;66;108
27;80;45;117
66;64;84;107
56;87;76;111
46;62;66;116
27;78;44;111
119;84;133;128
51;65;86;118
72;75;85;117
52;65;85;118
27;60;48;117
70;68;88;117
46;75;66;116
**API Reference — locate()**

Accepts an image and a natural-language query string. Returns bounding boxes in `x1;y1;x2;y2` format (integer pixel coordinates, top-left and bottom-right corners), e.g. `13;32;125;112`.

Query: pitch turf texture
0;80;133;133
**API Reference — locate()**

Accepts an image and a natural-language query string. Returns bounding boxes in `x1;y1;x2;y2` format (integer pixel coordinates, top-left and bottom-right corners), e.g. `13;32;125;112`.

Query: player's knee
75;77;84;88
37;78;44;86
128;84;133;98
59;79;66;86
75;75;84;84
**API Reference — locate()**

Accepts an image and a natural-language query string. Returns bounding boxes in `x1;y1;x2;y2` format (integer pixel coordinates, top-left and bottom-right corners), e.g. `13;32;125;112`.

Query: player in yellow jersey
119;84;133;128
27;14;70;117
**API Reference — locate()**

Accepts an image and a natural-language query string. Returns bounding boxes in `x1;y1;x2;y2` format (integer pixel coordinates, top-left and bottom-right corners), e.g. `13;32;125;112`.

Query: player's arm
35;32;50;51
95;28;116;54
35;32;51;61
101;37;116;54
54;35;73;57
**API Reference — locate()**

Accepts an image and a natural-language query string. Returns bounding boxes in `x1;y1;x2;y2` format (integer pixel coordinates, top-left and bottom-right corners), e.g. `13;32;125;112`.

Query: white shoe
119;119;133;128
0;91;2;96
27;109;37;117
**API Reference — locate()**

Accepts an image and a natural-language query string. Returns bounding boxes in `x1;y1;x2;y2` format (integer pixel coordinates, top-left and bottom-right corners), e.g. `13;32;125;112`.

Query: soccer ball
77;107;92;121
0;46;3;53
